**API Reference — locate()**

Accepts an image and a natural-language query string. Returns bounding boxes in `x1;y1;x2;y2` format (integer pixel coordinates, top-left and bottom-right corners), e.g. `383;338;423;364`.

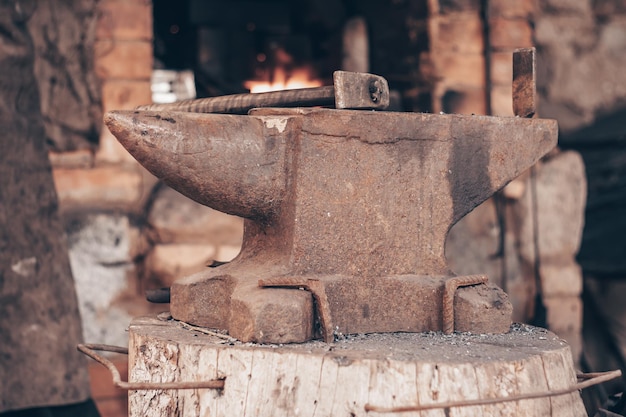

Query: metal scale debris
101;50;590;416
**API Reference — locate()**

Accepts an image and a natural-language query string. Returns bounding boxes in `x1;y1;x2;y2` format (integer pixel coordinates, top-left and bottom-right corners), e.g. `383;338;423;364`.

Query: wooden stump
128;315;586;417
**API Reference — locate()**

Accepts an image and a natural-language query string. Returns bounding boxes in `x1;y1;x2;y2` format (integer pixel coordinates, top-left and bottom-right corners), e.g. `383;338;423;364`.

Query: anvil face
106;108;558;343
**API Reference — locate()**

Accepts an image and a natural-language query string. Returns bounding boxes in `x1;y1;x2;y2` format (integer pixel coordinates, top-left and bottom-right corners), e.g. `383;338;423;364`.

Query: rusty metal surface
442;275;488;335
136;71;389;114
513;47;537;118
105;107;558;343
259;277;334;342
332;70;389;109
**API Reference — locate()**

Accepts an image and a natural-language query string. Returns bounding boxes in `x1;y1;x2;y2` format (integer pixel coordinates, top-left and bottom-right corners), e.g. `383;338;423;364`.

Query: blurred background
9;0;626;415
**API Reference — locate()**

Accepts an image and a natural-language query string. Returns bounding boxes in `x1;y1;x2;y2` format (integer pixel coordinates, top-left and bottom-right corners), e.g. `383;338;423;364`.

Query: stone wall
427;0;488;115
50;0;589;358
50;0;243;347
532;0;626;378
435;0;587;358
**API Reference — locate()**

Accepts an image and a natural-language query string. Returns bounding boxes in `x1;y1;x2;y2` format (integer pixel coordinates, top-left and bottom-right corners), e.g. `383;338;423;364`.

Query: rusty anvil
105;72;557;344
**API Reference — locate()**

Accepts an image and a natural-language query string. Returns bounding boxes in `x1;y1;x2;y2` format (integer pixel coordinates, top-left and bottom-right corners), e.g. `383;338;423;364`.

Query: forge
104;67;587;416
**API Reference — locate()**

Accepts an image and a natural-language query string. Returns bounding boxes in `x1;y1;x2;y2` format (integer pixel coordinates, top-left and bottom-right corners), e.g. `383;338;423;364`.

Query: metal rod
513;47;537;118
77;343;225;390
365;369;622;413
442;275;488;334
137;86;335;114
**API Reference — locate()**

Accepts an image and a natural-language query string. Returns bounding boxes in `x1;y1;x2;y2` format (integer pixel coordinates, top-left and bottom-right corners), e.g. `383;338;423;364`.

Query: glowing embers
244;47;322;93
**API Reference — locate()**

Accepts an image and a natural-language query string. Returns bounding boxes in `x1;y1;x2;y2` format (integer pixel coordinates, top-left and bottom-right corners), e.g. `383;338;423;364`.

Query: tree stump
128;315;585;417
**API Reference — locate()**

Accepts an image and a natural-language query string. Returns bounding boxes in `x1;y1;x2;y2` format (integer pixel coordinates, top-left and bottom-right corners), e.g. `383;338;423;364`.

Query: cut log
128;316;586;417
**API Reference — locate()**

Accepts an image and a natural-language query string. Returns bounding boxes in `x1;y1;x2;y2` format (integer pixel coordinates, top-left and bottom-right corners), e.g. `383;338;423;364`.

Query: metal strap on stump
77;344;225;390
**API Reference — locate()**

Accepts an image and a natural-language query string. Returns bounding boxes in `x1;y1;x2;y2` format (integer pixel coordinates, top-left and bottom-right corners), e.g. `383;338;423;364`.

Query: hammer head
333;70;390;110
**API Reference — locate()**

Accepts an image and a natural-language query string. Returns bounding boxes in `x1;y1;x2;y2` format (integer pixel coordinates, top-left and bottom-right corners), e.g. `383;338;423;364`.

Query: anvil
106;107;557;343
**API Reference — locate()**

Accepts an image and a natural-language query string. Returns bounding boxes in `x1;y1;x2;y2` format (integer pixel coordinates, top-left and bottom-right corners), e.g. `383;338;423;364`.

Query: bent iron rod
77;343;225;390
138;86;335;114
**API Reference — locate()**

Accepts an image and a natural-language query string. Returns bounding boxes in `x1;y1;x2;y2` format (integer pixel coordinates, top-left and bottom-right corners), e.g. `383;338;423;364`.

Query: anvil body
106;108;557;343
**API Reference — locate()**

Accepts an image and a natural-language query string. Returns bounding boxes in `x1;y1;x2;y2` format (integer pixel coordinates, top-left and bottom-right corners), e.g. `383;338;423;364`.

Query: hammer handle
137;86;335;114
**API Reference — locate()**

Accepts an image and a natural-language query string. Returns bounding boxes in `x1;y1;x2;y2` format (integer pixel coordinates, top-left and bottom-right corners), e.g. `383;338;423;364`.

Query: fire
245;67;323;93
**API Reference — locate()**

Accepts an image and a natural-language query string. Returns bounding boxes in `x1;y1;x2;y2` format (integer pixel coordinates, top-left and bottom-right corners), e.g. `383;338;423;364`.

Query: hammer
136;71;390;114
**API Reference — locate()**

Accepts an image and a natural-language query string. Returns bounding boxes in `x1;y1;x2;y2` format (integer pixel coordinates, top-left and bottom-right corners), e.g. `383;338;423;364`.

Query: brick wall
488;0;534;116
433;0;587;359
427;0;487;115
51;0;244;349
48;2;241;416
50;0;156;351
533;0;626;382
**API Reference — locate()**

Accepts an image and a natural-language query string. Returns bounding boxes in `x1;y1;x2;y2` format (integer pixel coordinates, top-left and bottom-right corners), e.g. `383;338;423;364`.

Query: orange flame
245;67;322;93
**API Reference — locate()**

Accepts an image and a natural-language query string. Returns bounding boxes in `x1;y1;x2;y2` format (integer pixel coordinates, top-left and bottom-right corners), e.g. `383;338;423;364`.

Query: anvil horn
104;110;289;219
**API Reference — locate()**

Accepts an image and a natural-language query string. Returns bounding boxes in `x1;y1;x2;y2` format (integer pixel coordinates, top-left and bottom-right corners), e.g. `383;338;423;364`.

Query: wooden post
128;316;586;417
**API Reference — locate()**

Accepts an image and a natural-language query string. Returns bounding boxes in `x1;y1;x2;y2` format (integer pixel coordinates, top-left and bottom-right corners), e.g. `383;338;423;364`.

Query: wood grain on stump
128;316;585;417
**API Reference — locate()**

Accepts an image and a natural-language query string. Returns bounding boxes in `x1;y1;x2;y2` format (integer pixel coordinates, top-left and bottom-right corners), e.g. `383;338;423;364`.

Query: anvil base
171;268;512;343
